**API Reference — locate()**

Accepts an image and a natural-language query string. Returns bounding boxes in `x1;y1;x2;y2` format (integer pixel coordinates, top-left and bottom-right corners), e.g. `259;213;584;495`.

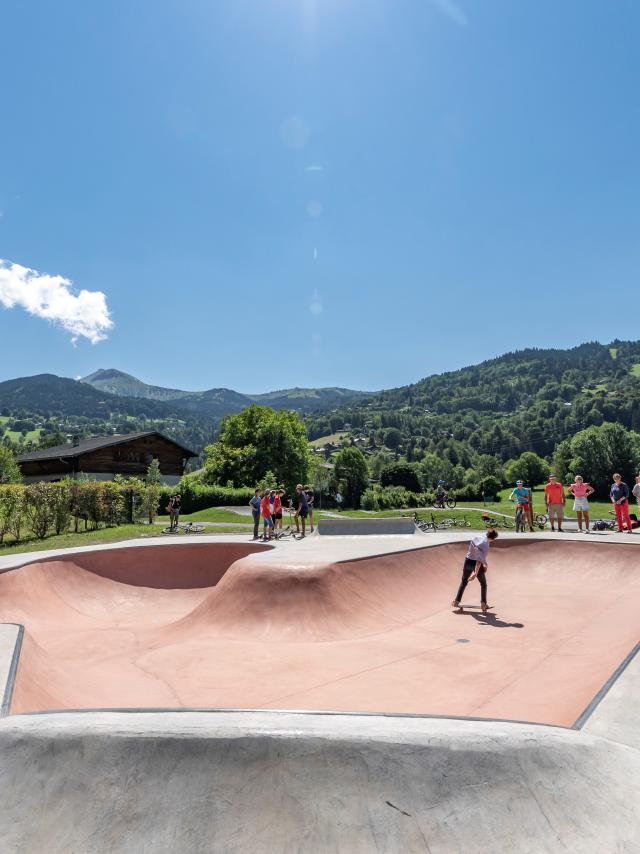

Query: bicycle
432;496;457;510
161;522;206;535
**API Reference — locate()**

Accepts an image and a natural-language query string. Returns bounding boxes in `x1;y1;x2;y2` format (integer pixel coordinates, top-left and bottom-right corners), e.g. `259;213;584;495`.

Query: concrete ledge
0;624;23;717
318;517;415;536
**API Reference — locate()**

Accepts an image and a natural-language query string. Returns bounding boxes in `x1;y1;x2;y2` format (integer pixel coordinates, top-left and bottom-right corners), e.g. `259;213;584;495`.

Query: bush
25;482;57;539
361;486;435;511
158;481;256;514
0;485;26;543
379;463;422;493
451;479;502;502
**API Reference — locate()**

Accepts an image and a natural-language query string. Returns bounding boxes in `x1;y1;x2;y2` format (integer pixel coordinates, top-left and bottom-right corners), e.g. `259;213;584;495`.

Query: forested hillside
306;340;640;464
2;342;640;488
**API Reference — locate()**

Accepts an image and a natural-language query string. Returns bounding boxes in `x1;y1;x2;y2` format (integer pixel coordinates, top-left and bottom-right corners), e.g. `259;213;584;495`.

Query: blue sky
0;0;638;393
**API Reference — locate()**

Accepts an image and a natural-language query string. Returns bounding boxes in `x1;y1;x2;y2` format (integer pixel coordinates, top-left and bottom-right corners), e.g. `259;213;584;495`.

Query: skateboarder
451;529;499;614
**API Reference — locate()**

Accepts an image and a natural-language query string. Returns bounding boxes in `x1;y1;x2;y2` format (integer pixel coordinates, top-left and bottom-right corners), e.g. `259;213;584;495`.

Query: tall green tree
0;446;21;484
142;458;162;523
380;463;421;493
554;423;640;498
333;447;369;508
504;452;550;487
204;405;310;490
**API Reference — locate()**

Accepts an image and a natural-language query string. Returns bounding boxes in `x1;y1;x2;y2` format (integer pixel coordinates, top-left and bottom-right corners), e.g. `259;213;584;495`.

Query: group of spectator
249;485;315;540
509;472;640;534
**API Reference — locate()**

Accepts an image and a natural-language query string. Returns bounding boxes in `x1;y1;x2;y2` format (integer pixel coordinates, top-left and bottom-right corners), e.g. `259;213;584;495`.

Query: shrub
0;485;26;543
50;482;72;535
25;482;57;539
158;482;255;514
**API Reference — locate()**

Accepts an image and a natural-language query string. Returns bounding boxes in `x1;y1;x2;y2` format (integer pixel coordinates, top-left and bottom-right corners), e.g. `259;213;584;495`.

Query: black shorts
275;512;282;520
297;508;308;518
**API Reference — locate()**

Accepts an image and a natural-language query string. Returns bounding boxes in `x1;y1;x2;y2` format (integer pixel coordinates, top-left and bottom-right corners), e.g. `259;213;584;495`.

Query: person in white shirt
451;529;498;614
633;475;640;508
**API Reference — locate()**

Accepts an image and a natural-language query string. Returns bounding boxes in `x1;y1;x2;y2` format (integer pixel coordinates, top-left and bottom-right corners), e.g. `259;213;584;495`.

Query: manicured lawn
0;523;258;557
631;363;640;377
0;524;155;556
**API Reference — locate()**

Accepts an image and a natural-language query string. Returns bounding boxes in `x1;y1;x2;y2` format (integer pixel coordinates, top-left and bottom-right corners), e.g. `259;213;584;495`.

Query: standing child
260;492;274;540
305;485;315;533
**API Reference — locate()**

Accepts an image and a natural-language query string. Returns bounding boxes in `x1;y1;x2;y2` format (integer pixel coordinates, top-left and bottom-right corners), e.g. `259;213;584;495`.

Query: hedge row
0;478;157;543
158;482;255;514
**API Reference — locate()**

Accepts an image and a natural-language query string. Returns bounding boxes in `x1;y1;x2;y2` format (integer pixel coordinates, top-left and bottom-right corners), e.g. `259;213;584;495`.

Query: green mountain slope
305;340;640;462
81;369;369;414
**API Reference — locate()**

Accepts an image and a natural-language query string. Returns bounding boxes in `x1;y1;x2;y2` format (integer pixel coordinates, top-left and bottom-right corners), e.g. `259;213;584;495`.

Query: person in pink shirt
567;475;594;533
272;489;283;535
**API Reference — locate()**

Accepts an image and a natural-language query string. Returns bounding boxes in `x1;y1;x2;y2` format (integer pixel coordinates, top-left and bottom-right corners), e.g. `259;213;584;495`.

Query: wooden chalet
17;431;197;484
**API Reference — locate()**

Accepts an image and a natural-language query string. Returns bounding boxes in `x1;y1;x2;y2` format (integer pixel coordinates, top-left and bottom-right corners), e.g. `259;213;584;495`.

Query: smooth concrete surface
318;517;416;535
582;643;640;750
0;532;638;853
1;539;639;722
0;709;639;853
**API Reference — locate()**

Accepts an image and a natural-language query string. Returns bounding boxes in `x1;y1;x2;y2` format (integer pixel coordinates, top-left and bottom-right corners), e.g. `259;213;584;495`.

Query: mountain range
1;342;639;462
81;369;369;417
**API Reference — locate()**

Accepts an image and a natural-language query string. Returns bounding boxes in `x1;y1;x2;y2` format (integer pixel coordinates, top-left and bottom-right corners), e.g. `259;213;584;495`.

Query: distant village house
17;431;197;485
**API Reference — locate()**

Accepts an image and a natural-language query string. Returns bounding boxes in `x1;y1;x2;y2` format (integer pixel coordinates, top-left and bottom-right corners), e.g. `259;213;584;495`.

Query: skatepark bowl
0;538;638;722
1;534;639;852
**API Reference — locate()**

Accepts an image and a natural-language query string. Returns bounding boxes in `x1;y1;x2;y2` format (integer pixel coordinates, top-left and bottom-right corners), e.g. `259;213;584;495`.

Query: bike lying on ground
413;512;470;531
482;515;515;530
161;521;206;535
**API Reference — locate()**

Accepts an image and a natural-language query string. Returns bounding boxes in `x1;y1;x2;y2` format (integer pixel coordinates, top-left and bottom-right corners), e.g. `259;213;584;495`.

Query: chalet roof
17;431;198;463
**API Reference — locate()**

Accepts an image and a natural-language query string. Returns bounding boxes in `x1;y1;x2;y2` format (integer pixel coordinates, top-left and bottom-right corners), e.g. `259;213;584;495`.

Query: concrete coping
317;517;416;536
0;624;23;717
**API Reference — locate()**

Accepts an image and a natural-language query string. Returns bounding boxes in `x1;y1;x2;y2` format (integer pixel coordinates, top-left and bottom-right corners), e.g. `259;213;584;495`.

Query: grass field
157;507;250;524
0;522;262;557
309;431;347;448
631;363;640;377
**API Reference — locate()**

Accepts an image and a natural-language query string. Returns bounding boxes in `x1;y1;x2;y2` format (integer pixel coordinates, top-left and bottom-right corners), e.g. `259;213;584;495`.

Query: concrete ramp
318;517;415;535
0;710;638;853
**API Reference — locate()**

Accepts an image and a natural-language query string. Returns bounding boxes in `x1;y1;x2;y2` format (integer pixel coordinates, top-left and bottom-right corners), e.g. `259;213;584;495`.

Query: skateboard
452;604;491;614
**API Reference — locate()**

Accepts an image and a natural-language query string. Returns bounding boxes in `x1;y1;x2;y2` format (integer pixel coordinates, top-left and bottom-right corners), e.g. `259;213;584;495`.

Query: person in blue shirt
610;473;634;533
249;488;262;540
508;481;531;532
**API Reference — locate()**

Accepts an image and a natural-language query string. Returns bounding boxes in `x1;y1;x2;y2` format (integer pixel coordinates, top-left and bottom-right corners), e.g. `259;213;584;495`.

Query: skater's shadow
470;613;524;629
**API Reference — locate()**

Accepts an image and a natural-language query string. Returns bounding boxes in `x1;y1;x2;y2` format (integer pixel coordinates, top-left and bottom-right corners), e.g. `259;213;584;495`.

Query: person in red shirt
544;475;566;532
260;492;274;540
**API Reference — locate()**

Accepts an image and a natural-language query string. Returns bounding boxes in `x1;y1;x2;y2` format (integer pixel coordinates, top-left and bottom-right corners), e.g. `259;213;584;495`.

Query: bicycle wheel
161;526;179;535
502;518;515;529
186;524;205;534
457;518;471;527
535;513;548;526
445;498;457;509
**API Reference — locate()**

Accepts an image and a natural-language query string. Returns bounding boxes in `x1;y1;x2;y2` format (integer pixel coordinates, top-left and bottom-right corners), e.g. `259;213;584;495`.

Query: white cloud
0;258;113;344
430;0;468;26
305;165;323;172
